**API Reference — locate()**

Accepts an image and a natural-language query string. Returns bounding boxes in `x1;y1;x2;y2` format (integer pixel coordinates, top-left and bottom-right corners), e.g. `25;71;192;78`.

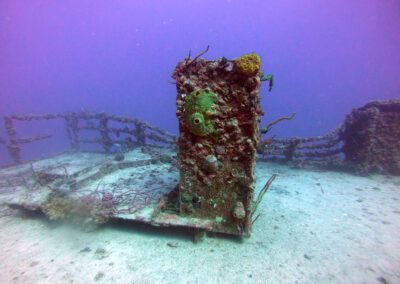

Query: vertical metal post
98;113;112;152
64;112;79;151
4;116;21;164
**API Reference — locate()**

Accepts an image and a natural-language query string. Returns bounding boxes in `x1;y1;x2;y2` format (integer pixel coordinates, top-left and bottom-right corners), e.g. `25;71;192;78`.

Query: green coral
184;89;216;136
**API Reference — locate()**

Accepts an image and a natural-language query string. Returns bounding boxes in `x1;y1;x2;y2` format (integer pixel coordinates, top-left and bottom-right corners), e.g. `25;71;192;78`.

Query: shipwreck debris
173;51;267;236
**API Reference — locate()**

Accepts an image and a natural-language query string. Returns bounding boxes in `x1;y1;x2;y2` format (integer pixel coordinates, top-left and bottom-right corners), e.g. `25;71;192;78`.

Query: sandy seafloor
0;160;399;284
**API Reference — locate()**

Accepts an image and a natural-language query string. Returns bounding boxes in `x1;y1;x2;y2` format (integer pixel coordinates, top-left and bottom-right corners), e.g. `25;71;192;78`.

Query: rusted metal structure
341;99;400;175
0;50;398;242
172;52;265;236
258;124;344;170
3;111;177;164
258;99;400;175
0;51;272;239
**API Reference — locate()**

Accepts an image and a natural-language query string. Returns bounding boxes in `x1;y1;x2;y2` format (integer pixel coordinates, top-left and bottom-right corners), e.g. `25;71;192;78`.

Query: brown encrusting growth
172;51;265;236
342;99;400;175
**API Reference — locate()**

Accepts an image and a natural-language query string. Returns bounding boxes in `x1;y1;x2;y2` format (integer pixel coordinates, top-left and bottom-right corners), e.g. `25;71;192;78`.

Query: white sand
0;162;399;284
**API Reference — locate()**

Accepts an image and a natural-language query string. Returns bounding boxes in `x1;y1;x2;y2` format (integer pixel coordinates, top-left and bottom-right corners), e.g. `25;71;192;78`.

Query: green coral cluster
184;89;217;136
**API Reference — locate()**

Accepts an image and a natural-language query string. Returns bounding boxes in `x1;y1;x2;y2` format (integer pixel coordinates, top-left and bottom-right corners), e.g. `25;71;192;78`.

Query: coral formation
173;51;265;236
184;89;217;136
342;99;400;175
234;52;261;76
232;202;246;220
41;190;117;229
41;192;73;220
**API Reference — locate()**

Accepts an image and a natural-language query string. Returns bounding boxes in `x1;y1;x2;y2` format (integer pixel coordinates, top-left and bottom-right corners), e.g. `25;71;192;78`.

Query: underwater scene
0;1;399;283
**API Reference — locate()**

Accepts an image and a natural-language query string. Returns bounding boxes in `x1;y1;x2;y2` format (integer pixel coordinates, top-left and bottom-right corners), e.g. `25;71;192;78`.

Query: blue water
0;0;399;165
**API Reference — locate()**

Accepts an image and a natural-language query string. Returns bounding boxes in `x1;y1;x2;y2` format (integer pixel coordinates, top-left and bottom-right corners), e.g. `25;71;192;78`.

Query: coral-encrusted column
342;99;400;175
173;53;264;236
